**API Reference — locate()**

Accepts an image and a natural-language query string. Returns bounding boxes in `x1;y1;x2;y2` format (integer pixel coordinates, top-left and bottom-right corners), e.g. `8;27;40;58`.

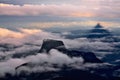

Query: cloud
0;27;63;59
0;28;36;45
28;21;120;29
0;58;25;77
0;28;24;38
0;28;60;45
0;0;120;6
0;27;114;58
0;49;83;77
0;28;41;38
0;2;120;18
2;48;109;77
63;38;114;57
0;49;114;77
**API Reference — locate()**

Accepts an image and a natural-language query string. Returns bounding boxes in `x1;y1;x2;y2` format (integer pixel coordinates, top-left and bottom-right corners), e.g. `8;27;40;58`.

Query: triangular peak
95;23;103;28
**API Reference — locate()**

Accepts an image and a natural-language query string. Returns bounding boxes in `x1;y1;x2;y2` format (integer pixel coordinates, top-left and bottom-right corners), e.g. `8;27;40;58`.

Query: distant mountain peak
86;23;116;42
95;23;103;29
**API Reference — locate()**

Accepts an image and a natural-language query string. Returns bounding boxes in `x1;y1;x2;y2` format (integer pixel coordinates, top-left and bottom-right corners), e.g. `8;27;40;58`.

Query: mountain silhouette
39;39;102;63
87;23;112;39
39;39;66;53
94;23;103;28
15;39;102;70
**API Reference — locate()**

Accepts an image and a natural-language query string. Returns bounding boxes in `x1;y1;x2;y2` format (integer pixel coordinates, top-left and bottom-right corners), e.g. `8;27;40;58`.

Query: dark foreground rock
39;39;66;53
39;39;102;63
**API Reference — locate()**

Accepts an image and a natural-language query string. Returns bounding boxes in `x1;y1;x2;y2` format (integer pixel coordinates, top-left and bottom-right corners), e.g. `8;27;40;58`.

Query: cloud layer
0;2;120;18
29;21;120;29
0;27;119;77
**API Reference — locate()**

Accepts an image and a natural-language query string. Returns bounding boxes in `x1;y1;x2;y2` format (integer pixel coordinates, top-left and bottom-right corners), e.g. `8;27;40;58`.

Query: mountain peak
95;23;103;28
38;39;102;63
39;39;66;53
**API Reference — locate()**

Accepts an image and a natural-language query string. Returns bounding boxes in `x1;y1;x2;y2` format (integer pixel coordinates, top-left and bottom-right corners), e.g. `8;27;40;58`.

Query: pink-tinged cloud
0;28;24;38
28;21;120;29
0;28;41;38
0;3;120;18
0;27;62;45
0;28;42;45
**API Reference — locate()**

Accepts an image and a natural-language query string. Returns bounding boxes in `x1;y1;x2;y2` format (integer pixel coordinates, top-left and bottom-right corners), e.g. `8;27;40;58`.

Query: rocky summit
16;39;102;70
39;39;66;53
39;39;102;63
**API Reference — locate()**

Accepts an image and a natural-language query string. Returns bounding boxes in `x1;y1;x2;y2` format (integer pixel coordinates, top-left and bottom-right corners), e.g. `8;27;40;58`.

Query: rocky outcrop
39;39;102;63
39;39;66;53
69;51;102;63
15;39;102;70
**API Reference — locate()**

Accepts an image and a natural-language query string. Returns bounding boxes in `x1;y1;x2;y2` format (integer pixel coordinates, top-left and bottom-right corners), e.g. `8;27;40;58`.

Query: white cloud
0;58;25;77
0;49;83;77
0;2;119;18
0;28;61;45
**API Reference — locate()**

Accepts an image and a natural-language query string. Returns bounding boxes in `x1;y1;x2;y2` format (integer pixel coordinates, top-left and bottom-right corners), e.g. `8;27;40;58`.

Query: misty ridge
0;24;120;80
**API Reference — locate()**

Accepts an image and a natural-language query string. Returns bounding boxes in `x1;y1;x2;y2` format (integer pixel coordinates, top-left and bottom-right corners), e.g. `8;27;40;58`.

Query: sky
0;0;120;30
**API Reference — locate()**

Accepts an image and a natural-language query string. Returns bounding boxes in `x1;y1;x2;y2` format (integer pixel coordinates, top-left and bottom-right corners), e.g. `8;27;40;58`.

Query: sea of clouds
0;28;119;77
